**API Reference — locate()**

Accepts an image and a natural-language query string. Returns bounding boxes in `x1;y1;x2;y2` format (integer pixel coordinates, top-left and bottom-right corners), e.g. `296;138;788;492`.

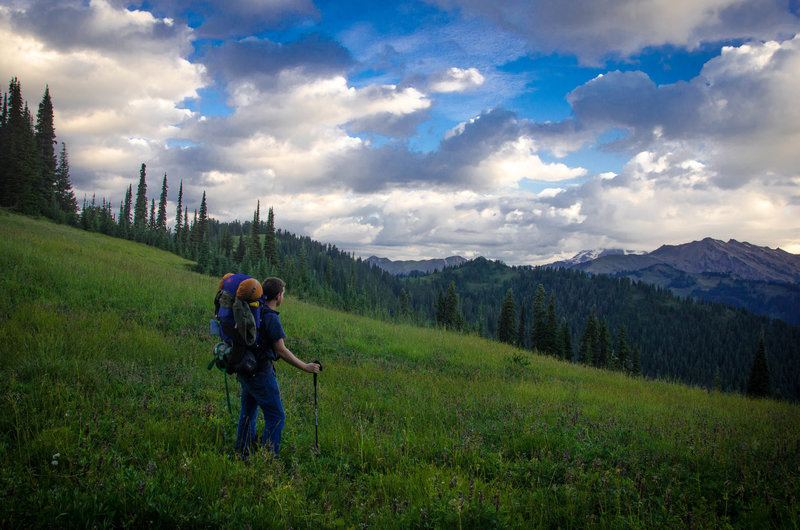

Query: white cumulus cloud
429;67;485;93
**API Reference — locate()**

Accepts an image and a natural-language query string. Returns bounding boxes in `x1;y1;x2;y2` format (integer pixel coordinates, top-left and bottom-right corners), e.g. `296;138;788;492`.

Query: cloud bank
1;0;798;262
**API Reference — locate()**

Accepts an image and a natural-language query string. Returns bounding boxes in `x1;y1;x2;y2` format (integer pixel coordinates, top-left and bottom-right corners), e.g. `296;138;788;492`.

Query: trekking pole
312;360;323;450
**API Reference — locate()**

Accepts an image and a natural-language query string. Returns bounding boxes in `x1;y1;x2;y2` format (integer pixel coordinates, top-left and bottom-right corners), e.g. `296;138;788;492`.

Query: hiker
235;277;321;457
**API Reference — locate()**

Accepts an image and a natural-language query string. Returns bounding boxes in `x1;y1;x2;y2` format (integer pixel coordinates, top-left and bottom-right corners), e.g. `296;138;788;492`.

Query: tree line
0;78;77;223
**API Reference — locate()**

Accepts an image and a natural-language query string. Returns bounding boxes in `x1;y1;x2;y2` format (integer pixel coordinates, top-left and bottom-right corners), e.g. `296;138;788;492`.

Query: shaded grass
1;211;799;528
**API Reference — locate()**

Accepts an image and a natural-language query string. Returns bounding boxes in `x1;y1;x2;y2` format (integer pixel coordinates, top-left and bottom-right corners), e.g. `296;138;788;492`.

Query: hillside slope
1;212;798;528
401;257;800;400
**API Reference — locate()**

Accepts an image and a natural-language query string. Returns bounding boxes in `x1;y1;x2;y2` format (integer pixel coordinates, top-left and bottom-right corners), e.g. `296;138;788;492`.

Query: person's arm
273;338;321;373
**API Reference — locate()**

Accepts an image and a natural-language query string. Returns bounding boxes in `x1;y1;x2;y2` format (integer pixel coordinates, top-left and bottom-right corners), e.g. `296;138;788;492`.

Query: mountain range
366;255;467;276
547;238;800;325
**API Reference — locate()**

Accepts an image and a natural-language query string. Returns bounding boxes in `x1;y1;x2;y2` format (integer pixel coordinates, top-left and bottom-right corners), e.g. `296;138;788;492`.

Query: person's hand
305;362;322;374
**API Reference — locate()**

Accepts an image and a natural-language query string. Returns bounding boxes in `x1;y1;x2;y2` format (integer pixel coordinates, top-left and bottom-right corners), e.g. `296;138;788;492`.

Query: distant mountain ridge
366;255;467;276
547;238;800;324
565;238;800;283
548;248;647;268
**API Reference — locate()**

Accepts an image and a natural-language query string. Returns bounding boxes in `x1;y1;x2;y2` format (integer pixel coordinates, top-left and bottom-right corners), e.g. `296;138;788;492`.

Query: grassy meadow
1;211;799;528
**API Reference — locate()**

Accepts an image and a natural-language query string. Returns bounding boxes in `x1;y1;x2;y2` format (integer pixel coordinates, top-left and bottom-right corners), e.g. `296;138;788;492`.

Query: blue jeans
235;365;285;455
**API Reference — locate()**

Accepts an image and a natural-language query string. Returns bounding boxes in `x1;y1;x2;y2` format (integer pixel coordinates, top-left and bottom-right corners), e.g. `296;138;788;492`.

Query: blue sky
2;0;799;263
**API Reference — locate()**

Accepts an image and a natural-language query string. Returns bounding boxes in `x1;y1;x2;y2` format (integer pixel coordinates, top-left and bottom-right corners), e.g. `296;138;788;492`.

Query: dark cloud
437;107;519;160
324;145;430;193
320;108;519;192
201;33;355;84
567;71;704;149
159;142;241;178
8;0;188;54
428;0;799;64
347;109;432;138
322;107;590;193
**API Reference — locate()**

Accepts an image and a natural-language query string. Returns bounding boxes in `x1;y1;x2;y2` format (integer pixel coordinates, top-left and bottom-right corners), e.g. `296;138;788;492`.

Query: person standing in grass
235;277;321;457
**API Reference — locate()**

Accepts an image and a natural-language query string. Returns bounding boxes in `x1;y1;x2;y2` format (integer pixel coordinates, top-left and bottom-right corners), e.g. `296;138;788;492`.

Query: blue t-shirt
255;306;286;370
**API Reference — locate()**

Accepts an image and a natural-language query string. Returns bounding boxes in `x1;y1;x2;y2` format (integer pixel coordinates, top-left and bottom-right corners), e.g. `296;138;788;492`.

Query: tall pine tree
559;318;572;360
249;201;262;258
264;206;278;266
35;85;57;215
497;288;517;344
119;184;133;238
578;310;600;365
175;181;184;255
53;142;77;222
545;293;558;355
530;284;547;353
133;163;148;238
517;304;527;349
616;325;631;372
156;173;168;232
443;281;464;331
0;78;40;214
746;334;771;398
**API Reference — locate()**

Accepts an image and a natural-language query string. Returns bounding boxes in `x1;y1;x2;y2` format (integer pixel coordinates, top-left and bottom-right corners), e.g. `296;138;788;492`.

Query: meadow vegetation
1;211;798;528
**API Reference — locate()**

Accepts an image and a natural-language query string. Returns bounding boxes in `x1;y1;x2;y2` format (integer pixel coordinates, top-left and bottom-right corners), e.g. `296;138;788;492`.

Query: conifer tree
399;289;410;319
264;206;278;266
35;85;57;214
149;198;156;232
119;184;132;238
517;303;527;349
234;234;246;264
559;318;572;360
746;334;771;398
444;281;464;330
200;193;209;230
196;192;209;251
182;206;190;252
175;181;184;254
156;173;168;232
133;163;147;236
53;142;77;221
598;318;613;368
530;284;547;352
578;310;599;365
435;288;446;326
497;288;517;344
0;77;40;214
298;242;310;289
616;325;631;372
249;201;262;257
545;293;558;355
631;346;641;376
220;227;233;257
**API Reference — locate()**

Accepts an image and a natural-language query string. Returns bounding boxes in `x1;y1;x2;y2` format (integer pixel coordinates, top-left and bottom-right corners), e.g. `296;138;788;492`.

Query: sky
2;0;799;264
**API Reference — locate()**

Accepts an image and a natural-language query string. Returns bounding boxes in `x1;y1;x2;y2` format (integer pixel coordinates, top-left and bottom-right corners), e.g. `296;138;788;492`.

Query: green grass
1;211;799;528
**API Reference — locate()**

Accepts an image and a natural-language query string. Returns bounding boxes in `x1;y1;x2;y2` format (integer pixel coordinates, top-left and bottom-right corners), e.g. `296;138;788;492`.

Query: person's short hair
262;277;285;301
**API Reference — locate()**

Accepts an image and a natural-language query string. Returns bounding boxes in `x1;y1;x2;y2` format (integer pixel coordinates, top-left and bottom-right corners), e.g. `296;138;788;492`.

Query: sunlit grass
1;211;798;528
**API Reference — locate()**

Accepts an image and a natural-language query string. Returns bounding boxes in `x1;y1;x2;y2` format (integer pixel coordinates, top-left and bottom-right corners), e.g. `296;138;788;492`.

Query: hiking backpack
210;273;264;376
